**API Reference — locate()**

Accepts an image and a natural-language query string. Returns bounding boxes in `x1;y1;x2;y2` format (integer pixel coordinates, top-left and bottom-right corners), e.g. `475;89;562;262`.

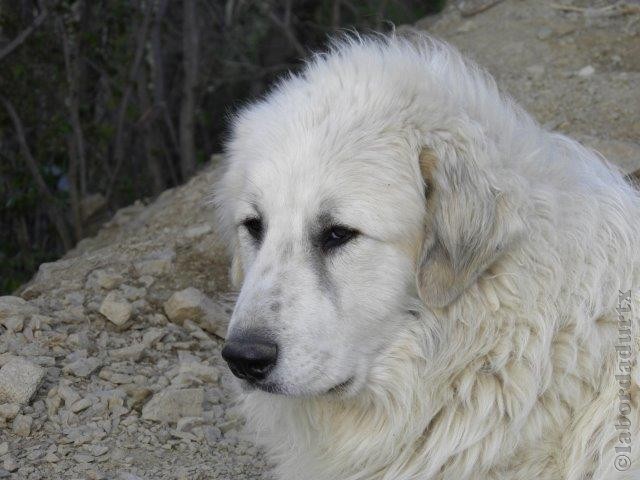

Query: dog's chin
240;376;359;398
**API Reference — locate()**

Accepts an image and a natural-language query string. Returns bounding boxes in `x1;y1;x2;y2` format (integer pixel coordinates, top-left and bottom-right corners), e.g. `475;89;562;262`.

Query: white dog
215;35;640;480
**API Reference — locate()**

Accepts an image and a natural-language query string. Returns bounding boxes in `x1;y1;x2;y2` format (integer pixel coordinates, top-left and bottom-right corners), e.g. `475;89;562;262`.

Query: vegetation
0;0;445;294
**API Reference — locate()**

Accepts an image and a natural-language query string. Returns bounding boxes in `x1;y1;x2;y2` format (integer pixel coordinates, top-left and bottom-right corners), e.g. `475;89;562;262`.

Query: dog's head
215;38;524;397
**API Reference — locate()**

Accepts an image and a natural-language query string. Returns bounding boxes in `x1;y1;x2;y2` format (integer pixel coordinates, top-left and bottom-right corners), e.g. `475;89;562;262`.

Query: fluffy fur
215;34;640;480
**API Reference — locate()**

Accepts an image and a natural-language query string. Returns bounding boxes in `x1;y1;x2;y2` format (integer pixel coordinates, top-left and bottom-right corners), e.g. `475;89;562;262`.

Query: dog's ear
416;146;523;308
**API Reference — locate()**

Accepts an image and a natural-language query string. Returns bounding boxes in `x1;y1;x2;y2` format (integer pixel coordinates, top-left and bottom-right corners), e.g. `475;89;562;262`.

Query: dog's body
216;36;640;480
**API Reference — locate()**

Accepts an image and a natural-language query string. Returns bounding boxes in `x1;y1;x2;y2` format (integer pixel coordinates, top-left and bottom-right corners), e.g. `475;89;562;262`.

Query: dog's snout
221;334;278;382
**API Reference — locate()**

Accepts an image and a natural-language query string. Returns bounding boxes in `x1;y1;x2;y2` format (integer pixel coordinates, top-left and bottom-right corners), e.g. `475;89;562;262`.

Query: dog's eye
321;226;358;251
242;217;264;243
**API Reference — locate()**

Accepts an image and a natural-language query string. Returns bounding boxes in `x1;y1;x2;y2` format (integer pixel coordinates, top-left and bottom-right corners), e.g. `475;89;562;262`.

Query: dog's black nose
221;335;278;382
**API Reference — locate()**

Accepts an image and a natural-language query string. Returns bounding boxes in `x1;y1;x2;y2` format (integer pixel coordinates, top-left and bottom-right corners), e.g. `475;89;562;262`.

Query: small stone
578;65;595;77
141;327;166;347
26;448;43;461
12;414;32;436
70;398;92;413
0;357;46;405
58;384;81;407
2;316;24;333
0;296;37;320
0;442;8;455
120;473;144;480
0;403;20;420
179;361;220;383
45;453;59;463
73;453;94;463
134;249;175;276
2;457;17;473
89;445;109;457
526;65;545;79
203;425;222;445
456;20;475;33
99;292;132;326
138;275;155;288
184;224;212;239
163;288;228;337
120;285;146;301
28;314;51;330
67;330;92;349
141;388;204;423
0;354;15;368
163;288;207;324
176;416;204;434
110;373;133;385
63;291;85;307
63;357;102;378
109;343;146;362
95;388;127;410
89;269;124;290
127;387;152;410
31;356;54;368
537;26;553;40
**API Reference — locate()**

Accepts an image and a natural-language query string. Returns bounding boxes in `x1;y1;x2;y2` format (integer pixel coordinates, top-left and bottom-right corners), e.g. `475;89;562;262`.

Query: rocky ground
1;1;639;479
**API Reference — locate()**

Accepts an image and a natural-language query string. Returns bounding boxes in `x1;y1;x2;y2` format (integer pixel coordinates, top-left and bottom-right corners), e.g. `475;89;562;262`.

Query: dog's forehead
235;147;424;242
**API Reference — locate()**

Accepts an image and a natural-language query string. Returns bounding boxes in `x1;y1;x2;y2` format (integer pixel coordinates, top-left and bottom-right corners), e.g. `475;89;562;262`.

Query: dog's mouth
253;381;287;395
326;377;355;395
243;377;356;397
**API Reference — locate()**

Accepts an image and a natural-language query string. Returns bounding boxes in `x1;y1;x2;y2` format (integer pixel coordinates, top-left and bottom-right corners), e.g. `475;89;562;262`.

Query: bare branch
262;2;306;57
332;0;342;29
106;1;154;201
151;0;179;185
58;12;88;239
0;4;50;62
179;0;199;179
137;65;164;195
1;95;73;250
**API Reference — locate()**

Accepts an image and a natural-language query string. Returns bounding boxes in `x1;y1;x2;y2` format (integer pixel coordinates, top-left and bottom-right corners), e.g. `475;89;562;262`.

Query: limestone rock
163;288;228;338
99;292;132;326
12;413;32;436
63;356;102;378
0;403;20;420
0;357;46;405
109;343;146;362
134;249;176;276
141;388;204;423
88;269;124;290
3;457;17;473
178;361;220;384
577;65;595;77
184;224;212;239
0;296;38;320
2;315;24;333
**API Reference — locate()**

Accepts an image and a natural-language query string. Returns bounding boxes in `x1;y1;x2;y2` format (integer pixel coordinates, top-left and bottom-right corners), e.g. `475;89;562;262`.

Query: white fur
215;35;640;480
